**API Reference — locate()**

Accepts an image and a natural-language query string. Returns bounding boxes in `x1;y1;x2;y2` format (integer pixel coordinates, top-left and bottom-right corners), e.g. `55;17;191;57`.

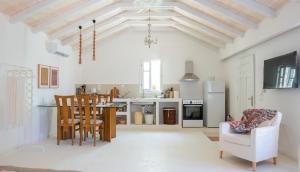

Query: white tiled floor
0;128;297;172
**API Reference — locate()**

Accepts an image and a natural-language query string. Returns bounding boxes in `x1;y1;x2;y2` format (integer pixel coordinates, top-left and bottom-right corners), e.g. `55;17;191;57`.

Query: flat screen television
263;51;298;89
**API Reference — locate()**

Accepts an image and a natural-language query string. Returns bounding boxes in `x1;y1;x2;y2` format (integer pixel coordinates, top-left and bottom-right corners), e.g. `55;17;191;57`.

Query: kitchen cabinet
113;98;182;127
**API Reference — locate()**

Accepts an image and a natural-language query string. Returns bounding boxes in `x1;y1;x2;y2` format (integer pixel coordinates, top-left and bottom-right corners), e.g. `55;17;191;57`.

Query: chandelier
144;9;157;48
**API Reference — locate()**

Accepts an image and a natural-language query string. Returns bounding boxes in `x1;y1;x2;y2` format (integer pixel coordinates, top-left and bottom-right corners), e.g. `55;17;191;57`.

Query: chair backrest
272;111;282;127
77;95;97;129
55;95;75;129
97;93;113;104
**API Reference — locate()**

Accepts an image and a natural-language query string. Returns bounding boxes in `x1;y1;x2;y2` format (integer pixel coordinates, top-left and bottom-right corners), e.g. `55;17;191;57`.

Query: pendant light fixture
144;8;157;48
92;19;96;61
79;25;82;64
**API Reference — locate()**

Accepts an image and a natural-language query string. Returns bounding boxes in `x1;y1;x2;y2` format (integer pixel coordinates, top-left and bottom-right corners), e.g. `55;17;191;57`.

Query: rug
0;166;80;172
207;136;219;142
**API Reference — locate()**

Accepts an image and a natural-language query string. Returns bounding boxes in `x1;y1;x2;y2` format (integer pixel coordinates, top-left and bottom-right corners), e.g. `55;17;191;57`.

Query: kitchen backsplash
75;84;180;98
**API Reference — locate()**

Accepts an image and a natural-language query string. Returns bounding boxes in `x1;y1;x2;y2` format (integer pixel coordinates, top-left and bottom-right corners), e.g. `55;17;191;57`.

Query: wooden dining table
38;103;120;142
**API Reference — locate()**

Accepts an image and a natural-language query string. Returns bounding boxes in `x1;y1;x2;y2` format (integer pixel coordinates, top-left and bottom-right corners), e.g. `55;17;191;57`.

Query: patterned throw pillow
229;109;277;133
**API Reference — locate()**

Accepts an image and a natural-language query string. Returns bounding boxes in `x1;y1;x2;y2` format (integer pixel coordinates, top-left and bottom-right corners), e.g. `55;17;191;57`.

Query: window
276;65;296;88
142;60;161;92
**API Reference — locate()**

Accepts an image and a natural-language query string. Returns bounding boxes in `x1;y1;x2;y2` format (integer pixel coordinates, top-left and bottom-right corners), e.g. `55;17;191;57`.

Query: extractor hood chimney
180;61;199;82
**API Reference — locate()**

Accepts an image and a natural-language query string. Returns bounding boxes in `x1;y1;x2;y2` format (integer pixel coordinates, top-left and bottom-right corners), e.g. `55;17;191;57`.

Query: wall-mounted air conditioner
46;41;70;58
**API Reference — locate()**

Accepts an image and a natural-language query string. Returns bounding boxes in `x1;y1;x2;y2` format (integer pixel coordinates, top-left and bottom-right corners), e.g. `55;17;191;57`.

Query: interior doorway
239;55;255;115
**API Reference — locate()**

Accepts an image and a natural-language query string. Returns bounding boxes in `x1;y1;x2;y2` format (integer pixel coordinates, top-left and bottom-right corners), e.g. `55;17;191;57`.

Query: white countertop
113;98;182;103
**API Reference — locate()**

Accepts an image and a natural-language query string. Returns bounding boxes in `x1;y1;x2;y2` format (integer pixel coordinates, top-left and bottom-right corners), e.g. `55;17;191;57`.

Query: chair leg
79;126;83;146
93;127;96;146
71;126;74;146
99;126;104;141
219;150;223;159
84;129;87;141
273;157;277;165
57;127;60;145
252;162;256;171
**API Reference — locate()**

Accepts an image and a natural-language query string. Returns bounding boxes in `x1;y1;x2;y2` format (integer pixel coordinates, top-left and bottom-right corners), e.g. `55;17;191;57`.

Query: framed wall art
38;64;50;88
50;66;59;88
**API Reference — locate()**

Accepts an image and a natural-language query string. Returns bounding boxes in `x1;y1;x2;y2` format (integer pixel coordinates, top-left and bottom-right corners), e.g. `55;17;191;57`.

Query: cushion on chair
222;132;251;146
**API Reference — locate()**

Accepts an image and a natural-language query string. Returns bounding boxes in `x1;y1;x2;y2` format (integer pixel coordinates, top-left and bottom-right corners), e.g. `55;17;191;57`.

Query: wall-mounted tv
263;51;298;89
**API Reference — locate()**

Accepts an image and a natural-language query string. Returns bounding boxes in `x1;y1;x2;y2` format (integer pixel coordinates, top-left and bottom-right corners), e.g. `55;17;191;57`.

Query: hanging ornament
92;19;96;61
79;25;82;64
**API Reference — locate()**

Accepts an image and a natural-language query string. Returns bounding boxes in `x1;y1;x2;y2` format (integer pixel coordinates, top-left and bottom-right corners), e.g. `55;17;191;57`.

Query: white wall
79;28;224;86
0;13;78;153
224;24;300;160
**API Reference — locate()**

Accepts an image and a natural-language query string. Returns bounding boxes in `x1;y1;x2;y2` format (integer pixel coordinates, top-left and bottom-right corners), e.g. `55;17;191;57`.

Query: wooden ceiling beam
62;11;179;45
75;20;175;49
231;0;276;17
172;16;233;43
192;0;257;28
10;0;59;23
172;24;225;49
49;2;174;39
50;2;244;41
32;0;114;33
73;20;223;50
174;3;244;37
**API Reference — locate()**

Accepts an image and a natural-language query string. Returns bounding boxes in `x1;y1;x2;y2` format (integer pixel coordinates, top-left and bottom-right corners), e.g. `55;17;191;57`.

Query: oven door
183;104;203;120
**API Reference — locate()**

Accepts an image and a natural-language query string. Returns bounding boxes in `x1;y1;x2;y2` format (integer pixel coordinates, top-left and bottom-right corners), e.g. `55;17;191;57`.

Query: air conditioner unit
46;41;70;58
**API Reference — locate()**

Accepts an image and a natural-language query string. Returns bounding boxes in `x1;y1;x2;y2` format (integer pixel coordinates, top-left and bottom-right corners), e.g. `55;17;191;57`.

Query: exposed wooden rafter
10;0;58;23
173;3;244;37
32;0;114;33
0;0;287;49
188;0;257;28
231;0;276;17
76;20;224;51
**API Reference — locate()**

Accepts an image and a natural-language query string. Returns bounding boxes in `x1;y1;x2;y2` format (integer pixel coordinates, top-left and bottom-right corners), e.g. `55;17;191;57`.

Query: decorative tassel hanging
79;25;82;64
92;19;96;61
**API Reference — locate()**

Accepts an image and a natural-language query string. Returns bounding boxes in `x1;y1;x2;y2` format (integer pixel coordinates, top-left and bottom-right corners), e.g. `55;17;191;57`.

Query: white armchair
219;112;282;171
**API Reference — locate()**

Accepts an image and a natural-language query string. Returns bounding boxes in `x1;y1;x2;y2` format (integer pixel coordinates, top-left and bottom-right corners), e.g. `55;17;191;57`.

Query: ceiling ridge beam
10;0;59;23
49;2;175;39
231;0;276;17
62;11;179;45
174;3;244;37
73;20;175;47
76;22;174;50
32;0;113;33
192;0;257;28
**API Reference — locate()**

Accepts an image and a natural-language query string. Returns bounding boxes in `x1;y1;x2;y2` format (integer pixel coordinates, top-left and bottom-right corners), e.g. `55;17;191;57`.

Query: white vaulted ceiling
0;0;288;49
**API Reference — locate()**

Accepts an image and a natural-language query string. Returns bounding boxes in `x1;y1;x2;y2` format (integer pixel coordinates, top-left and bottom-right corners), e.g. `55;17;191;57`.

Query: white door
239;55;255;115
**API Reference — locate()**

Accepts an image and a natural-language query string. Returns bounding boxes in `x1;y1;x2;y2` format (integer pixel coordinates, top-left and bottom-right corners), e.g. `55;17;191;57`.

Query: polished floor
0;128;297;172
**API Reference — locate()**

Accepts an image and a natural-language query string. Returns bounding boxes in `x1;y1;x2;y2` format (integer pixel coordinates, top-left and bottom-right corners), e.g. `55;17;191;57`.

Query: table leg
103;107;116;142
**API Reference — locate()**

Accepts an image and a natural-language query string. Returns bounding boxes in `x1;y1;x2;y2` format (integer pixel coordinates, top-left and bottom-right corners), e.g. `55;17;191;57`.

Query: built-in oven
182;99;203;128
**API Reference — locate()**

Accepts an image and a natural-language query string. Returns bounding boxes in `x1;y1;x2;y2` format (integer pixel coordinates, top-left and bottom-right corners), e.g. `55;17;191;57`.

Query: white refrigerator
203;80;225;127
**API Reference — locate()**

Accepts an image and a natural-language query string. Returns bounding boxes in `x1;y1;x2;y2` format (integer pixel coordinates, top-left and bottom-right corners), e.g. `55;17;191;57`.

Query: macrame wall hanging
78;20;97;64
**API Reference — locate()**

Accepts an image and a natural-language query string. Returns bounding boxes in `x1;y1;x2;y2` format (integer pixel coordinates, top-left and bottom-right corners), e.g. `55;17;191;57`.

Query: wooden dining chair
55;95;79;145
77;95;104;146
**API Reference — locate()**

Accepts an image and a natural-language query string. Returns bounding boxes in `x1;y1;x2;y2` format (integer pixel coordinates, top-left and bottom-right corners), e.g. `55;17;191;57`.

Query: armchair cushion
222;132;251;146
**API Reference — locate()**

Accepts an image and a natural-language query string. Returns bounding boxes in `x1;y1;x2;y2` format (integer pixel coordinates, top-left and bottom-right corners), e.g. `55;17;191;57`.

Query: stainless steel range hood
180;61;199;82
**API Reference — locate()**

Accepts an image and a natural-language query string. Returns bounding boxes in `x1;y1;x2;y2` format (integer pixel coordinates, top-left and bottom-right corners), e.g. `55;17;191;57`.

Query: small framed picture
38;64;50;88
50;66;59;88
